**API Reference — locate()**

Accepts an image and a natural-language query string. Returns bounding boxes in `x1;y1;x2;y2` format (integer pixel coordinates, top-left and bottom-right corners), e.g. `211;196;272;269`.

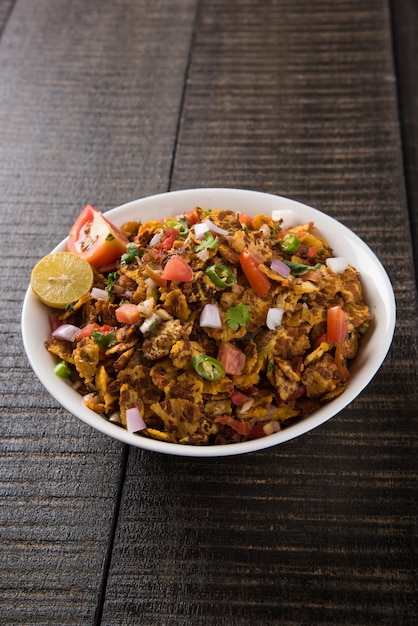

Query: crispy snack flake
45;207;373;445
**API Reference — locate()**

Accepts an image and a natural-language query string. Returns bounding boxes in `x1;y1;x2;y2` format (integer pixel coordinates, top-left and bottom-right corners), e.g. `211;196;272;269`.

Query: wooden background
1;1;416;624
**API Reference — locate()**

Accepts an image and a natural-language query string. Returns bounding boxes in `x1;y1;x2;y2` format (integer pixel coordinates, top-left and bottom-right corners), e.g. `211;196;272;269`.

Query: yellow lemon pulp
30;251;94;309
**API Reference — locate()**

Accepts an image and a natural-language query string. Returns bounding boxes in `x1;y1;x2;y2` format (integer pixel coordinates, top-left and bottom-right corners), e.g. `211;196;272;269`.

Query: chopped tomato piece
238;212;254;228
68;204;128;268
247;421;266;440
239;248;271;297
313;332;328;349
160;226;179;250
115;302;141;324
335;343;351;382
214;416;251;436
145;265;167;288
75;323;112;341
306;246;318;258
327;305;347;343
161;255;193;282
289;385;307;400
187;210;199;225
217;342;246;375
230;391;249;405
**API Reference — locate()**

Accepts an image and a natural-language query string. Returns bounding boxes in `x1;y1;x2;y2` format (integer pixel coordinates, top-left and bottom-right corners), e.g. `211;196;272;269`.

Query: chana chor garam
35;204;372;445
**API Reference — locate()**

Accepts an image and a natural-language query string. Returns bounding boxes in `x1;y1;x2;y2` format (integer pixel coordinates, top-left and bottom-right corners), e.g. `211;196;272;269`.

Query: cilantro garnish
121;243;143;266
105;271;119;295
225;303;250;329
283;261;321;276
92;330;117;350
195;231;219;252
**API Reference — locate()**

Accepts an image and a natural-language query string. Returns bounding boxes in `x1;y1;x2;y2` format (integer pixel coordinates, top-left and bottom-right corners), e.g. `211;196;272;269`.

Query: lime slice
30;251;94;309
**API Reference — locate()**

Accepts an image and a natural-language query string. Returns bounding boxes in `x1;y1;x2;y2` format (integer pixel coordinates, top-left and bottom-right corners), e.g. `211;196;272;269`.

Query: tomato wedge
239;248;271;297
327;305;347;343
161;255;193;282
68;204;128;268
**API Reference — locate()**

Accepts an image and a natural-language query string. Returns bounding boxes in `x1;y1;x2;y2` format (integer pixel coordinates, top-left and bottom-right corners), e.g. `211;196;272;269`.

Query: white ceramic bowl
22;189;396;457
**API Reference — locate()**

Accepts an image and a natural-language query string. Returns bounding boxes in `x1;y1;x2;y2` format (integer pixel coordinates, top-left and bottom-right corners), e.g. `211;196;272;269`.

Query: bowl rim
21;188;396;457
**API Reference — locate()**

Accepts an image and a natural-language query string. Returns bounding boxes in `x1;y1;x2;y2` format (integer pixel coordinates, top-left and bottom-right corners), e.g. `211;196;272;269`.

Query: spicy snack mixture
45;206;372;445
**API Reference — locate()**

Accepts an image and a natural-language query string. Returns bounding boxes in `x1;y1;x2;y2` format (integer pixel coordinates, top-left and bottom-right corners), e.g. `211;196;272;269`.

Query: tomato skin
115;302;141;324
214;416;251;436
327;305;347;343
68;204;129;268
145;264;167;288
239;248;271;297
161;255;193;282
217;342;246;376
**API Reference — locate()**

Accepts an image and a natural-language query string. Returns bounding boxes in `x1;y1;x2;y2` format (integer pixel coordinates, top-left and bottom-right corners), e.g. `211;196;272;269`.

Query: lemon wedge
30;251;94;309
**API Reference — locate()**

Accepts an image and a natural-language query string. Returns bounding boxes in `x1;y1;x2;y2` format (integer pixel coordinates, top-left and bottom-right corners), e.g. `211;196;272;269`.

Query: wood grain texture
0;0;196;624
101;1;418;624
390;0;418;283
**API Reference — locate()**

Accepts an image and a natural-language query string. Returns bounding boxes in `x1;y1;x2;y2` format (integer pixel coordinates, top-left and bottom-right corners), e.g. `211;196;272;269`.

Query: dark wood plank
101;1;418;624
0;0;197;623
390;0;418;283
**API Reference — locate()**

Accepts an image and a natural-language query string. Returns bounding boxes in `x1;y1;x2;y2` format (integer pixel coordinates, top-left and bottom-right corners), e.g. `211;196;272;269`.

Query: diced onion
326;257;348;273
194;221;210;239
90;287;109;301
137;297;155;317
263;420;281;435
204;219;229;236
126;406;146;433
145;277;158;290
52;323;80;342
196;249;210;262
149;232;162;246
139;312;159;334
199;303;222;329
271;209;295;229
239;398;255;414
259;223;271;237
266;307;284;330
270;258;291;278
155;308;172;320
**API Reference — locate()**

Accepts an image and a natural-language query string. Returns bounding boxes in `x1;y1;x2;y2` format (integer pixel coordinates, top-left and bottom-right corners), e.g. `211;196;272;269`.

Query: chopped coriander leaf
195;231;219;252
105;271;119;294
121;243;143;266
225;302;250;329
283;261;321;276
92;329;117;349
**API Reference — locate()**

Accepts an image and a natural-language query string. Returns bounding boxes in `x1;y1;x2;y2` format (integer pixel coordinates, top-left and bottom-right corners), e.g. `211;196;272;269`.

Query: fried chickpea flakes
45;207;371;446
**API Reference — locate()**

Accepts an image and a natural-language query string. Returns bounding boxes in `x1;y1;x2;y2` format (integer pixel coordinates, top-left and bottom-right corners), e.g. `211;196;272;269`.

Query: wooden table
1;1;417;624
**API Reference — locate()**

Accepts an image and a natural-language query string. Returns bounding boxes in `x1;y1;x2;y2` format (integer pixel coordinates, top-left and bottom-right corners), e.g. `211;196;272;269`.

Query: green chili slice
279;233;301;254
53;360;72;378
205;264;237;289
165;220;189;237
192;355;225;381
